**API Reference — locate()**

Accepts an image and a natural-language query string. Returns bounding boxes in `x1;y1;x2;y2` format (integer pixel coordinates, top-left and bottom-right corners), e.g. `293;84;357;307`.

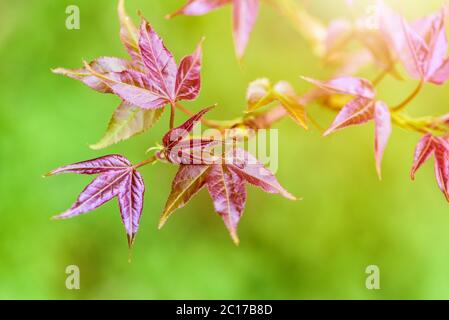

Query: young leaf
434;137;449;201
169;0;231;17
170;0;259;58
90;102;164;150
233;0;259;59
323;97;374;136
139;18;178;102
118;0;141;62
47;155;145;248
226;148;296;200
206;164;247;244
162;107;214;148
52;57;142;94
411;134;435;180
273;81;308;130
118;170;145;247
175;40;203;101
302;76;376;99
374;101;392;179
246;78;275;111
159;165;211;228
246;79;308;129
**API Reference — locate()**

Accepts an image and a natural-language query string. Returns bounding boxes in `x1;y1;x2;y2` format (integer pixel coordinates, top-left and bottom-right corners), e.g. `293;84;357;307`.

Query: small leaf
118;170;145;247
175;39;203;101
52;57;141;94
233;0;259;59
168;0;231;18
90;102;164;150
162;107;214;148
302;76;375;99
274;81;308;130
118;0;141;62
246;78;275;112
411;134;435;180
226;148;296;200
374;101;392;179
434;137;449;201
324;97;374;136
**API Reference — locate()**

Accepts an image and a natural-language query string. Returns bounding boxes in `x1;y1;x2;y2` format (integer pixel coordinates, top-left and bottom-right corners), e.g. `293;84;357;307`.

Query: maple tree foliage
48;0;449;250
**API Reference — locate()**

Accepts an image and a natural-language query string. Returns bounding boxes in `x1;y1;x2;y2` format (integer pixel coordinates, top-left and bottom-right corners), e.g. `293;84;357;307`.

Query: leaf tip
158;217;167;230
127;233;135;249
230;231;240;246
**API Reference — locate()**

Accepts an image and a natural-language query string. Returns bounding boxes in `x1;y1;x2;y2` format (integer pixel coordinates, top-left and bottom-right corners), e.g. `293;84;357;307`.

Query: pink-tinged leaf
45;155;131;176
175;40;203;101
139;19;177;102
232;0;259;59
434;137;449;201
226;149;296;200
324;97;375;136
159;165;211;228
374;101;392;180
325;19;353;56
52;170;130;220
379;3;429;79
429;58;449;84
206;164;247;244
162;107;214;148
421;7;448;79
168;0;231;18
118;0;141;62
48;155;149;248
118;170;145;247
52;57;141;94
411;134;435;180
302;76;375;99
83;63;169;109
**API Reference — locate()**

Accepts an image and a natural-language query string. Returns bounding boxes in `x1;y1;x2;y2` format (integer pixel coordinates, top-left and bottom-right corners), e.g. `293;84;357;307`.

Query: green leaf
90;102;164;150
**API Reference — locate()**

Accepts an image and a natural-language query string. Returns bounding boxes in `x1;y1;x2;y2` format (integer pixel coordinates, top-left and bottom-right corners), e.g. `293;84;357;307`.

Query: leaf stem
392;80;424;112
134;155;157;169
169;103;176;129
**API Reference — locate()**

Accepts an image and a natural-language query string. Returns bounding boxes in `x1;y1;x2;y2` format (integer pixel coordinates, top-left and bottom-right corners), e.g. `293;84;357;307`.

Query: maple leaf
303;76;391;179
157;108;296;244
246;78;308;129
52;0;203;149
169;0;259;59
379;3;449;84
411;135;449;201
45;155;145;248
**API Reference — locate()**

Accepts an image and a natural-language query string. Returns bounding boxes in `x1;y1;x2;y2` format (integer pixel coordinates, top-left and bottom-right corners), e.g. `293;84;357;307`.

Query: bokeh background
2;0;449;299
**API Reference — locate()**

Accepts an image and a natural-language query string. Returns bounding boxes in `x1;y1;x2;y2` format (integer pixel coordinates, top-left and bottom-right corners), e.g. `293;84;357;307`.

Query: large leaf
90;102;164;150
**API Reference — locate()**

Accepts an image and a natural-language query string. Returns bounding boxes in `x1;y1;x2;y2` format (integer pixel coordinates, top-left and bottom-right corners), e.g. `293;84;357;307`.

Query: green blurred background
2;0;449;299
